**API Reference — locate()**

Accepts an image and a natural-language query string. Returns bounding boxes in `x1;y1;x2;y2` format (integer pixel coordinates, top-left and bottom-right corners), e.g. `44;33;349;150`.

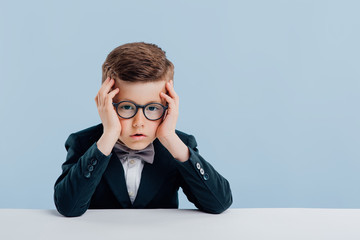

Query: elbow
200;194;233;214
57;207;86;218
55;202;87;217
54;193;87;217
212;191;233;214
201;205;228;214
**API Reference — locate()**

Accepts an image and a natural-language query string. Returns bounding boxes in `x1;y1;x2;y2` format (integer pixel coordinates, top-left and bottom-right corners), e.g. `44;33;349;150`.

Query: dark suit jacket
54;124;232;217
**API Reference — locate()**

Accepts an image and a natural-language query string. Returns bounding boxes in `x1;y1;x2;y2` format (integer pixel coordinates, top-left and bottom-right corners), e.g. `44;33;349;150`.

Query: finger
100;78;115;97
160;92;177;111
97;93;102;106
165;81;179;102
96;78;109;106
107;88;119;103
99;78;116;106
99;77;111;92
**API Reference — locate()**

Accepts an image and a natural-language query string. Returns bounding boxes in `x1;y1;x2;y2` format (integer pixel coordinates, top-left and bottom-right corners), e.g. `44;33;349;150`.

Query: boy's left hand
156;80;190;162
156;80;179;142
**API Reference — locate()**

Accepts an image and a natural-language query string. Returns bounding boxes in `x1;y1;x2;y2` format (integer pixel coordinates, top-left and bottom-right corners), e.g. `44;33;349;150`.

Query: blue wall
1;0;359;209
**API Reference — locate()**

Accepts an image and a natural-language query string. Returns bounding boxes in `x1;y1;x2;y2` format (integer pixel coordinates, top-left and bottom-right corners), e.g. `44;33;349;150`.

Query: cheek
141;120;162;134
119;118;162;134
150;120;162;131
119;118;130;130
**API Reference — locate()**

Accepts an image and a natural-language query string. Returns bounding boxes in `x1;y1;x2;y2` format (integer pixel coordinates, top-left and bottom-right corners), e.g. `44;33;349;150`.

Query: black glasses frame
112;101;168;121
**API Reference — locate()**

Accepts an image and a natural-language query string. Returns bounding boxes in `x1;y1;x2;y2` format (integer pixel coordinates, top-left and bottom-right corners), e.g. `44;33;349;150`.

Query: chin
125;141;152;150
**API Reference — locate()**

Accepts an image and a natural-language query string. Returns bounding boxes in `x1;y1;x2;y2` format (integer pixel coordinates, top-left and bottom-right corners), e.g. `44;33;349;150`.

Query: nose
132;108;146;128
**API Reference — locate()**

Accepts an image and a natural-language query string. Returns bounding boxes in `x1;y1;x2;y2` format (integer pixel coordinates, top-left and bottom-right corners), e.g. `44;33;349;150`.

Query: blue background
1;0;359;209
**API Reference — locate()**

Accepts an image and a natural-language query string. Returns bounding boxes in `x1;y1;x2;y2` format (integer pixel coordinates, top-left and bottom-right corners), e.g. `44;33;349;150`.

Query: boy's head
102;42;174;84
102;42;174;150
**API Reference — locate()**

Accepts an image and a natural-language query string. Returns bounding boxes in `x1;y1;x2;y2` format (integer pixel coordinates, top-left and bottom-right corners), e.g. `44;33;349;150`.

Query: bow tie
113;141;155;164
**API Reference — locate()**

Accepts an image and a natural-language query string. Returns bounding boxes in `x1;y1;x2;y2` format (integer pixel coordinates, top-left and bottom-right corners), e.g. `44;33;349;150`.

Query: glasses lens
144;103;165;120
117;102;137;118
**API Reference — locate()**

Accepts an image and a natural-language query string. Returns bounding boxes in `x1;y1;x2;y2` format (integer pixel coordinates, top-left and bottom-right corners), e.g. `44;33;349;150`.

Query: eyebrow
116;98;165;105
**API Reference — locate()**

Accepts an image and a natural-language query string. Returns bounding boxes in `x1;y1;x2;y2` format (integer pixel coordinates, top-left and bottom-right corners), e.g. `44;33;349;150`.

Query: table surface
1;208;360;240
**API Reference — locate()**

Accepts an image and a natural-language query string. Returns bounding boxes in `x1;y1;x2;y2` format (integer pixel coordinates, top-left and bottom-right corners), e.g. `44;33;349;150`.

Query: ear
162;108;168;121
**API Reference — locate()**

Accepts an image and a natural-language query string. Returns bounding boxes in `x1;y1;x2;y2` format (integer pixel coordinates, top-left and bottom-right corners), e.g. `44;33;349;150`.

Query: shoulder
175;129;191;138
175;129;197;148
65;124;103;150
70;124;103;139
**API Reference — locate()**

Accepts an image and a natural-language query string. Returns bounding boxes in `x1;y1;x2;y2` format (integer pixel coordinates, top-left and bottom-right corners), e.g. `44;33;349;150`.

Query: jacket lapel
103;153;132;208
88;124;132;208
132;139;172;208
102;136;173;209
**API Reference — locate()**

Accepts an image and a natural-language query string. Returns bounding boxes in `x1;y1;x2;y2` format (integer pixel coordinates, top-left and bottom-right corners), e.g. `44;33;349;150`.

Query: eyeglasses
112;101;168;121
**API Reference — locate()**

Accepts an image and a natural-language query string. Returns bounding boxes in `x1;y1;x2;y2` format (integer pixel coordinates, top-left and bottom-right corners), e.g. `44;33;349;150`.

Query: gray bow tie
113;141;155;164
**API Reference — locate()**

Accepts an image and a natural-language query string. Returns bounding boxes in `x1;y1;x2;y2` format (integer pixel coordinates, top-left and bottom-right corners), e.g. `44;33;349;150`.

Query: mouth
131;133;146;137
130;133;147;139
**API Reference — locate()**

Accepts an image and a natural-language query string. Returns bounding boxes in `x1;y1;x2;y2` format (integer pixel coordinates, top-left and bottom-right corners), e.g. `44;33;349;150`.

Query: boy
54;42;232;217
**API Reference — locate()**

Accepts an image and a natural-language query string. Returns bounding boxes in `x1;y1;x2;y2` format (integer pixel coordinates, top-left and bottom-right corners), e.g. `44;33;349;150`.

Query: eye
147;106;160;111
120;105;134;110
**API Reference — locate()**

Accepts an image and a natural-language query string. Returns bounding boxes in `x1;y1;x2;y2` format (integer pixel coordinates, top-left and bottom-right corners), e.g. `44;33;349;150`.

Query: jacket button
84;171;91;178
203;173;209;180
196;163;201;170
88;165;94;172
90;159;98;166
200;168;205;175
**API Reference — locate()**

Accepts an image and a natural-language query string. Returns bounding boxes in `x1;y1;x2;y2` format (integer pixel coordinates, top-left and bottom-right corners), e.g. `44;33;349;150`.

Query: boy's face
113;79;167;150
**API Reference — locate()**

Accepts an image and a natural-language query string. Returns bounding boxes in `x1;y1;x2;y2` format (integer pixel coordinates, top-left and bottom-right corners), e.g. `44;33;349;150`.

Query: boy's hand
156;80;189;162
156;80;179;141
95;78;120;155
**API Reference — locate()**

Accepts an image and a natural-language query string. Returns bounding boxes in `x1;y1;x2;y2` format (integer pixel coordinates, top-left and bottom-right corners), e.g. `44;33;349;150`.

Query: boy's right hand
95;78;120;155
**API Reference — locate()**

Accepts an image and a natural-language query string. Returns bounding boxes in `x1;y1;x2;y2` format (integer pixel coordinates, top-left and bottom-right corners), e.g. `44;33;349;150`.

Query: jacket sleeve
54;133;112;217
175;134;233;214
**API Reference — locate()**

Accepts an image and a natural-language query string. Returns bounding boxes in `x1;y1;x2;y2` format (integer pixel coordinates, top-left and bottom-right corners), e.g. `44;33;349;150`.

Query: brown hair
102;42;174;83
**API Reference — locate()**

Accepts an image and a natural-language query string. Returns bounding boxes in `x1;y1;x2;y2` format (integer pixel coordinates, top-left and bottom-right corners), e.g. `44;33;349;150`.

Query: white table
1;208;360;239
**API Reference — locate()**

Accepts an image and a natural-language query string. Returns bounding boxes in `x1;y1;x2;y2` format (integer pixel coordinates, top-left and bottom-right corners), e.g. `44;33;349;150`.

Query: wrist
157;132;177;149
103;127;120;140
158;133;190;162
97;131;119;156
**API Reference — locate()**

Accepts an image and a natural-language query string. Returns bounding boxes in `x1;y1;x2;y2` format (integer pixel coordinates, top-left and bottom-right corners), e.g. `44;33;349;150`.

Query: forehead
114;80;166;104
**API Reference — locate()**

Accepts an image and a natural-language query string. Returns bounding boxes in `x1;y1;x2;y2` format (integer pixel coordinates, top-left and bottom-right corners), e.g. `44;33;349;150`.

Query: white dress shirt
119;156;145;203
